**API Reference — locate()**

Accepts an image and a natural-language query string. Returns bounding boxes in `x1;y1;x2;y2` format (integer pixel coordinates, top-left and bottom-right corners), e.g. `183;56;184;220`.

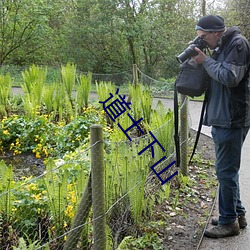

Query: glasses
198;32;214;40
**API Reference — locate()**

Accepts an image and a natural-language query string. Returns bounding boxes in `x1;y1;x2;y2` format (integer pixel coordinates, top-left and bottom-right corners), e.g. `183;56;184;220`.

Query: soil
0;152;45;180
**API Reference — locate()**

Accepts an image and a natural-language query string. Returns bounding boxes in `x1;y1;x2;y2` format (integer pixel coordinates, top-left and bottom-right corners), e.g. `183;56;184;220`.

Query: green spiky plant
43;159;69;237
0;161;14;222
43;84;56;114
76;72;92;112
21;65;47;118
52;82;73;122
96;81;116;127
128;83;153;125
60;63;76;103
146;100;175;160
0;161;15;248
96;81;116;105
0;73;12;117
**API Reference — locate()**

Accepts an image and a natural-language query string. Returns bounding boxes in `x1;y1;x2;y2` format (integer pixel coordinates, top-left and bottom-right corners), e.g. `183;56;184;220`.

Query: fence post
133;64;138;86
180;94;189;176
91;124;106;250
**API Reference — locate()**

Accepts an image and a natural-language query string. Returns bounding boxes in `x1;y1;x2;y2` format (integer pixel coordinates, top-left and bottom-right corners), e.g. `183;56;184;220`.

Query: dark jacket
203;26;250;128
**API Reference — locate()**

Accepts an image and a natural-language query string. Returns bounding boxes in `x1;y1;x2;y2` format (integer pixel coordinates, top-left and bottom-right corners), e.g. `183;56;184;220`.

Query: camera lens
176;36;208;63
176;45;198;63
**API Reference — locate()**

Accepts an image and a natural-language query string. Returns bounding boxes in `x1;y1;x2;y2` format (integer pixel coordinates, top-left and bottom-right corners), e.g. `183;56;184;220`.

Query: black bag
175;58;208;97
174;58;209;168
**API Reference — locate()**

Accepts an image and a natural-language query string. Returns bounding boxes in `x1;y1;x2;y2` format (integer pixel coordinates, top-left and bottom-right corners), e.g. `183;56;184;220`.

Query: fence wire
0;68;193;249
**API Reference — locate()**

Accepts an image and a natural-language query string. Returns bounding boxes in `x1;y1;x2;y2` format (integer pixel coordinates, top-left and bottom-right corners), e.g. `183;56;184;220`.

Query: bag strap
174;80;180;168
188;91;208;164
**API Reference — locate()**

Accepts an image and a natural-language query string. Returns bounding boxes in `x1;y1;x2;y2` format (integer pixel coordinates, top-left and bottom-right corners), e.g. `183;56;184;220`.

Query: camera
176;36;208;64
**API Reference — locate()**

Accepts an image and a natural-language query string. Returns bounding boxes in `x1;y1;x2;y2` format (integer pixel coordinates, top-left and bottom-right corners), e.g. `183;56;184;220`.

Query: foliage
61;63;76;101
13;235;46;250
0;0;234;78
21;65;47;118
0;161;14;222
117;233;163;250
0;80;177;248
0;108;101;158
0;0;52;65
129;83;153;125
147;100;175;159
102;81;174;246
76;72;92;110
0;73;12;117
12;176;49;241
220;0;250;39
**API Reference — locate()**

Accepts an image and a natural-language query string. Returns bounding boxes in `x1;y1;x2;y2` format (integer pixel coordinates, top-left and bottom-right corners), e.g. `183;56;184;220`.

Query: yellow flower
65;205;74;218
71;195;76;204
12;207;17;212
3;130;9;135
14;149;22;155
43;147;49;157
32;193;42;201
26;183;37;191
36;152;41;159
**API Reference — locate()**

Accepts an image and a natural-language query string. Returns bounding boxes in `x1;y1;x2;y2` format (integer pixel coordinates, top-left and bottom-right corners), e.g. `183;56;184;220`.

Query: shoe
204;222;240;238
211;214;247;229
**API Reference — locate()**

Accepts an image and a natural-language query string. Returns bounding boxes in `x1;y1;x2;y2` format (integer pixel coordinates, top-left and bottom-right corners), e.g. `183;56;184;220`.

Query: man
192;15;250;238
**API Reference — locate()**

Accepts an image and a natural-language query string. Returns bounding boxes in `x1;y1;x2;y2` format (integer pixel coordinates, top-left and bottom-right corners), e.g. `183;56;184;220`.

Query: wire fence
0;66;191;249
1;64;175;97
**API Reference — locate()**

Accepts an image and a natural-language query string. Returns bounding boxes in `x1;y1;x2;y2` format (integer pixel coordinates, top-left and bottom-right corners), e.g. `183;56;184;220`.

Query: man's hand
192;47;207;64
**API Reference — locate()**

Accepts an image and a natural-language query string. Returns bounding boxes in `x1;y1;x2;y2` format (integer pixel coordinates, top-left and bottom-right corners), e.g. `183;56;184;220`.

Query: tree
220;0;250;39
0;0;50;65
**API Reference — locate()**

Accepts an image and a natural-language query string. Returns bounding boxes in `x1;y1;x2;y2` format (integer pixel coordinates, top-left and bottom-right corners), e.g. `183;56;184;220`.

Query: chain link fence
0;65;191;249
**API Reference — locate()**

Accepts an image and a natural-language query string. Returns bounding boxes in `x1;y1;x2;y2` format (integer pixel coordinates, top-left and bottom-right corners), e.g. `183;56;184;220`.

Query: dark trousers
211;126;249;225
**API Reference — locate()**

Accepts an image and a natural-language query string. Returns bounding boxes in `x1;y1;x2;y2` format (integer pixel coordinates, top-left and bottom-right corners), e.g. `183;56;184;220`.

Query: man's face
196;30;222;49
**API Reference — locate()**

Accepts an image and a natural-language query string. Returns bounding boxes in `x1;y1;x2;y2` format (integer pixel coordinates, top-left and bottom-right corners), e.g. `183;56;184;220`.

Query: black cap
195;15;225;32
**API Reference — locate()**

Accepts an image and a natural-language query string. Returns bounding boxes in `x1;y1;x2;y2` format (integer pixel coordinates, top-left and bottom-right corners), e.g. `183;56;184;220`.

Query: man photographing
192;15;250;238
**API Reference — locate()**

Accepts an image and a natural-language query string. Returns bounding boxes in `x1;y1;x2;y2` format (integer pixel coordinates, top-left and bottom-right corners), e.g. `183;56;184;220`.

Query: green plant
178;174;191;189
43;84;56;114
21;65;47;118
12;177;49;241
60;62;76;102
172;190;180;210
146;100;175;159
0;108;102;158
117;233;163;250
13;233;49;250
43;159;69;219
96;81;116;126
128;83;152;124
76;72;92;111
0;161;15;222
96;81;116;105
0;73;12;117
164;182;171;200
